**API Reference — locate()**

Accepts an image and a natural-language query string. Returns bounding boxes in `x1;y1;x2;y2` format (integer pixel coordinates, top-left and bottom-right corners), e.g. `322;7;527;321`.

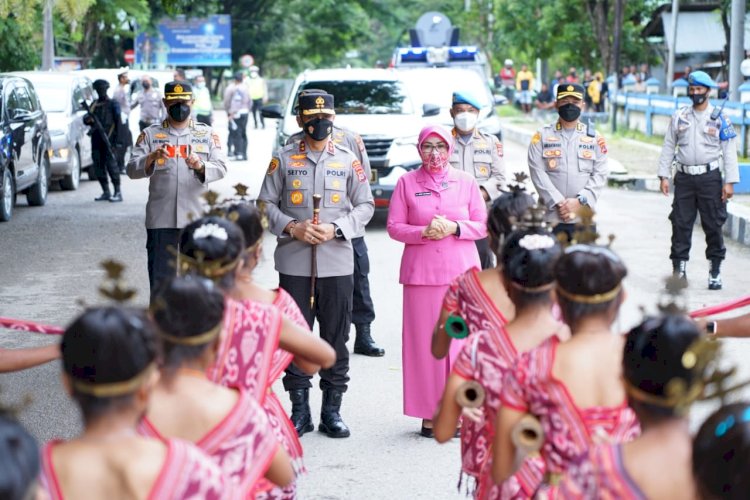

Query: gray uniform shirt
135;89;165;125
528;121;609;224
223;83;251;116
287;126;372;238
657;105;740;183
449;127;506;200
112;84;131;115
259;139;375;277
127;120;227;229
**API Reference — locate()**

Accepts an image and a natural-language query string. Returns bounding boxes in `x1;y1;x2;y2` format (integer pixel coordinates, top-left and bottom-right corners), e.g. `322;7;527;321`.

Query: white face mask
454;112;478;132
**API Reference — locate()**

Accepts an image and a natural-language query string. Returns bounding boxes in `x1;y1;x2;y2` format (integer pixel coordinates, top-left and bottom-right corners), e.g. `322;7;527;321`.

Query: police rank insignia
531;132;541;145
292;179;302;188
267;158;280;175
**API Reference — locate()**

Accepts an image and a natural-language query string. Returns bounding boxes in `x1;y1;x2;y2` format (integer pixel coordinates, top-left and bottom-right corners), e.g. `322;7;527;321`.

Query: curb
502;123;750;248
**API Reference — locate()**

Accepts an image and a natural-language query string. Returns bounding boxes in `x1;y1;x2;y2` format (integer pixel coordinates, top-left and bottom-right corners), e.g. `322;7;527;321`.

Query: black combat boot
319;389;350;438
353;323;385;357
708;260;723;290
288;389;314;437
109;187;123;203
672;259;687;285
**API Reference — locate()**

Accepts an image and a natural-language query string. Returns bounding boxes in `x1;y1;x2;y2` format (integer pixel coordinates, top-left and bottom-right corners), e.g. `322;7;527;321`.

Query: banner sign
135;15;232;68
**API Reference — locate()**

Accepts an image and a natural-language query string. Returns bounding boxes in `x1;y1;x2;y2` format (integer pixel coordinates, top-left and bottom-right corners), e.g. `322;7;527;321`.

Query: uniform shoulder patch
211;133;221;148
135;132;146;146
267;157;280;175
597;135;608;154
355;134;366;153
352;159;367;183
531;132;541;145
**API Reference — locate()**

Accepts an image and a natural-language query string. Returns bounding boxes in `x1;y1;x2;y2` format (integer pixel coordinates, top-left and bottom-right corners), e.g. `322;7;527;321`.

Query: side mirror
261;104;284;119
422;103;441;117
10;109;31;122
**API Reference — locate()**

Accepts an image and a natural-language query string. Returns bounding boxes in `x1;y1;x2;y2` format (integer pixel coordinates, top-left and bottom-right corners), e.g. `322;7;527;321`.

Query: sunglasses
715;406;750;437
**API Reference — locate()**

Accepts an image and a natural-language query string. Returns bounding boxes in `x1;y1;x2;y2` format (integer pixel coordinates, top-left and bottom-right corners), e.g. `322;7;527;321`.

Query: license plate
370;170;378;184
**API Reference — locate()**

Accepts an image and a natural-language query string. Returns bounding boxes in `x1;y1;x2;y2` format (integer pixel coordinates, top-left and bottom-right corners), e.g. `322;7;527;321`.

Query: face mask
424;149;449;173
94;89;107;100
689;93;707;106
142;82;151;90
195;82;205;89
454;112;478;132
558;103;581;122
168;103;191;122
304;118;333;141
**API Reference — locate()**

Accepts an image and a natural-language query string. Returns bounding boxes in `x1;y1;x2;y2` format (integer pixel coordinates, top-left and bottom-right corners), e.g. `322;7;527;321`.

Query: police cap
294;88;327;114
452;91;483;110
92;79;110;91
556;83;584;101
164;81;193;101
687;71;718;89
299;93;335;116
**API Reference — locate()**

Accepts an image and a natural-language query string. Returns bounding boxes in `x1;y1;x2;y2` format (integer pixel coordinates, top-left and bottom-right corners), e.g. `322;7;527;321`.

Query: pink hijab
417;125;454;184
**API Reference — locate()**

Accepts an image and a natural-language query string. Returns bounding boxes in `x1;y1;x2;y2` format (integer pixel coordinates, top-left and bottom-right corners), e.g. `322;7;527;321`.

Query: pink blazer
387;167;487;286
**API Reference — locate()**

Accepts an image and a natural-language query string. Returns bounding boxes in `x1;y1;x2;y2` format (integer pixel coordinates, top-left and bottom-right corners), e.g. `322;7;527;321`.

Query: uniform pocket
324;176;346;208
474;163;491;179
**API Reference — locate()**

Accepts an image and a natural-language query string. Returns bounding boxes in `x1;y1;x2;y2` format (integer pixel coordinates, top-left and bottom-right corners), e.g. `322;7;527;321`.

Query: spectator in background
583;69;594;109
499;59;516;103
619;66;631;88
516;64;534;114
173;68;186;81
535;83;555;112
192;74;213;126
134;75;164;132
588;72;607;112
223;71;251;161
567;66;579;83
684;65;693;78
551;69;564;91
638;63;650;81
246;66;268;130
634;74;647;93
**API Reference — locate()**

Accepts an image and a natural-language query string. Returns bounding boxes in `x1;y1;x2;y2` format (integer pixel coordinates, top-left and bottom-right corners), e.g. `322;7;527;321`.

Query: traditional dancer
141;275;294;497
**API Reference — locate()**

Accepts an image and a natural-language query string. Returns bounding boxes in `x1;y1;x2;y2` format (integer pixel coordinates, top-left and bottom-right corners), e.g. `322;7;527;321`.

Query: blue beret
687;71;718;89
452;91;483;110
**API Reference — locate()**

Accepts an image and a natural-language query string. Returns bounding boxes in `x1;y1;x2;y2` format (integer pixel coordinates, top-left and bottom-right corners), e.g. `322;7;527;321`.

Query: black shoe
709;260;722;290
95;192;111;201
319;389;350;438
354;324;385;357
420;425;434;438
109;192;123;203
671;259;688;286
288;389;314;437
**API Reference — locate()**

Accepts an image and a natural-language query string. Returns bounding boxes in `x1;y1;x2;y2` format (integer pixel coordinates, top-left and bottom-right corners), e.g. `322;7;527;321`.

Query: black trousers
475;237;495;270
351;237;375;325
196;113;212;126
146;228;180;301
280;273;353;392
251;99;265;128
669;169;727;262
92;145;120;192
228;114;248;158
115;120;132;172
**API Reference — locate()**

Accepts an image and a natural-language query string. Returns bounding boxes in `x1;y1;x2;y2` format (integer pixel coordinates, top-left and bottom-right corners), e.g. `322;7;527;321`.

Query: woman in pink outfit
387;124;487;436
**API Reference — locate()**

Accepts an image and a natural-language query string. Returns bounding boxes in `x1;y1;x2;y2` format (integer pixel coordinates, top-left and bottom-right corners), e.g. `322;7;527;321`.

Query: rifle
81;99;117;160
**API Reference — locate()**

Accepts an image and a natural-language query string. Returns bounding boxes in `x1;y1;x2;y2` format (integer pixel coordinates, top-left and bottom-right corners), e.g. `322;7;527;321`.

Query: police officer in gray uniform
112;69;133;173
134;75;165;131
528;83;608;236
658;71;739;290
259;92;375;439
127;81;227;298
287;88;384;357
449;90;506;268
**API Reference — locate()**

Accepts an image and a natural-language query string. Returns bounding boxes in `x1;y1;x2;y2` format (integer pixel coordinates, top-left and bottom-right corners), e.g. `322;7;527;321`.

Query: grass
611;128;665;147
496;105;524;118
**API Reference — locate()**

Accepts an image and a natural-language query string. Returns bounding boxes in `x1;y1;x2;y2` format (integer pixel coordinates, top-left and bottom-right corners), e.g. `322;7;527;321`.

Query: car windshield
299;80;412;115
32;82;68;113
402;70;492;109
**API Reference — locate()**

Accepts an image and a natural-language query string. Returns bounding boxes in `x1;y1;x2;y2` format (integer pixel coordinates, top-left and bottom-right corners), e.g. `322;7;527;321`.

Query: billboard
135;15;232;68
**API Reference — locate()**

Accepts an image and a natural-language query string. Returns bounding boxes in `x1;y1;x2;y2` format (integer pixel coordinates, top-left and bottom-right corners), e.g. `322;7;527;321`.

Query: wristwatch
577;194;588;206
706;321;718;336
333;224;344;239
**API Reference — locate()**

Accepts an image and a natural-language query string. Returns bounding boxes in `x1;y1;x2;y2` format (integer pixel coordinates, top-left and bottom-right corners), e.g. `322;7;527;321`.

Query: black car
0;75;52;222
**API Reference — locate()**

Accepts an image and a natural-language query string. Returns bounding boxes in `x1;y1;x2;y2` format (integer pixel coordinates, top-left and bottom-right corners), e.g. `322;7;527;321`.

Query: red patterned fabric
558;444;646;500
0;316;63;335
500;338;640;496
444;268;509;483
39;439;229;499
139;389;277;497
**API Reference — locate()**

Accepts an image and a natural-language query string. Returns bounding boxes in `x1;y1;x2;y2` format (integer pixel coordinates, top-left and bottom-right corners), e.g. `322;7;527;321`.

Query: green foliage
0;14;41;71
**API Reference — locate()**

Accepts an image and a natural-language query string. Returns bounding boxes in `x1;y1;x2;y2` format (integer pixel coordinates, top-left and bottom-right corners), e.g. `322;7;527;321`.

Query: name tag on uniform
193;144;208;153
415;191;431;197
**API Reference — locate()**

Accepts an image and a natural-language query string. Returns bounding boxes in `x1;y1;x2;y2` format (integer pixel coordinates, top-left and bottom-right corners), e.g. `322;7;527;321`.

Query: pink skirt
402;284;465;419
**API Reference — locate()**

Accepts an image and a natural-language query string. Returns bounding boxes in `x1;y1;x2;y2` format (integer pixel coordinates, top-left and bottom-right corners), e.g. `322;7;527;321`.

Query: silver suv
262;68;440;211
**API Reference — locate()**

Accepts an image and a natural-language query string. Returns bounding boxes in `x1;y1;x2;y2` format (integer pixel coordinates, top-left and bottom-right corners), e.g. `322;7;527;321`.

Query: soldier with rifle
83;79;122;202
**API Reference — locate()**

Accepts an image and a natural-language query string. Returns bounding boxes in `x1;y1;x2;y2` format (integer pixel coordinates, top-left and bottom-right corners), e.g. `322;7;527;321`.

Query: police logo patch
582;150;593;159
290;190;304;205
548;159;557;169
531;132;541;145
352;160;366;183
154;133;168;139
292;179;302;188
267;158;280;175
331;193;341;203
597;137;607;154
496;142;503;157
135;132;145;146
356;135;365;153
479;166;488;175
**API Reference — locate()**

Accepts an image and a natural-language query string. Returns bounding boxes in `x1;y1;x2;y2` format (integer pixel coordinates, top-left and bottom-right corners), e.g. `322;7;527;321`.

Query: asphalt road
1;114;750;499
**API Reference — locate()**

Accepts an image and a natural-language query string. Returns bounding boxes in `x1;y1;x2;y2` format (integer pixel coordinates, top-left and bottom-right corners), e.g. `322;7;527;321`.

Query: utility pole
666;0;679;90
612;0;624;89
42;0;54;70
729;0;745;100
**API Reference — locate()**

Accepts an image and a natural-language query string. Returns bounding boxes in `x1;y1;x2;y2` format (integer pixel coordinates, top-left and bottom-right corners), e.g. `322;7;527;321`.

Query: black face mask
94;89;108;101
168;103;191;122
304;118;333;141
558;103;581;122
142;82;151;90
689;93;707;106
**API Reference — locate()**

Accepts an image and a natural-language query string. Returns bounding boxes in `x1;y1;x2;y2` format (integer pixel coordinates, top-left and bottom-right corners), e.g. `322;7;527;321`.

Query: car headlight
53;147;69;159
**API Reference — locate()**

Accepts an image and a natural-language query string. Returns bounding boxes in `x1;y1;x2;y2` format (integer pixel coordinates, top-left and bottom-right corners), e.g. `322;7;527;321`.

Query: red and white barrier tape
0;317;64;335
